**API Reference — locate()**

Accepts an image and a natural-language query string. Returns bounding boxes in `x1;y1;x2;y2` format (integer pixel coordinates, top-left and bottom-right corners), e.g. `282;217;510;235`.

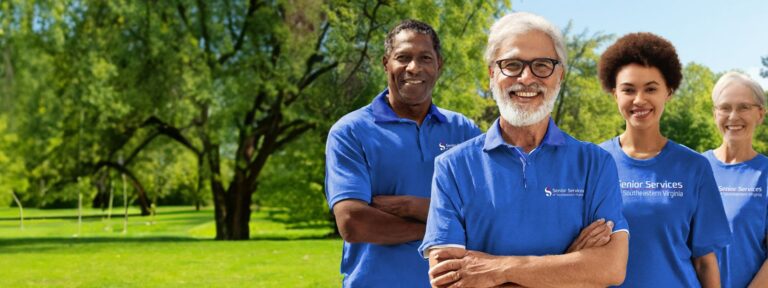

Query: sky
513;0;768;89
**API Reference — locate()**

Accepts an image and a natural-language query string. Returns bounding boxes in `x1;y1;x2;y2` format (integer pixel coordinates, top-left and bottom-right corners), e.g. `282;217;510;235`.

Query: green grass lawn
0;206;343;287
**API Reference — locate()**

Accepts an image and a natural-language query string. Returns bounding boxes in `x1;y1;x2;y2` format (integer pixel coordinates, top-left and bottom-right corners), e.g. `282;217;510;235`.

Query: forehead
717;83;756;103
616;64;666;85
390;30;436;54
495;29;556;60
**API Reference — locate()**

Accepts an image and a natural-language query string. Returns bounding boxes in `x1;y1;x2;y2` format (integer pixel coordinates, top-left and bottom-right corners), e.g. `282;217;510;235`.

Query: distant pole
120;154;128;235
10;191;23;231
122;173;128;234
76;110;84;237
106;171;114;231
77;179;82;236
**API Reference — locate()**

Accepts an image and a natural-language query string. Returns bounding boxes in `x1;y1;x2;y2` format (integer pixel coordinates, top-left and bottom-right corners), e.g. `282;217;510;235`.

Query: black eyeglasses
495;58;560;78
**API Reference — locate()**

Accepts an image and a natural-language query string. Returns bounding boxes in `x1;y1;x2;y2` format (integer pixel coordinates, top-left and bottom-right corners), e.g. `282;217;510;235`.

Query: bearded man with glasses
418;12;629;287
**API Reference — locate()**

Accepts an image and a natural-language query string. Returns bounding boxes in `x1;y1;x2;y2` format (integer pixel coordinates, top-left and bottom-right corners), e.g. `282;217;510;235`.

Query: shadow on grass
0;233;340;251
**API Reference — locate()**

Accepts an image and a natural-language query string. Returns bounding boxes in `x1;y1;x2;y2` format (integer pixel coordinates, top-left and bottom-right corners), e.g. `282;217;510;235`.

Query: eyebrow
618;81;660;86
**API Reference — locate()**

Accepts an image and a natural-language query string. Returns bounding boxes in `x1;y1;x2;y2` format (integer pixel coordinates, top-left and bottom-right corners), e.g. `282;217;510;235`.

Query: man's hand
566;218;614;253
371;195;430;222
429;250;510;288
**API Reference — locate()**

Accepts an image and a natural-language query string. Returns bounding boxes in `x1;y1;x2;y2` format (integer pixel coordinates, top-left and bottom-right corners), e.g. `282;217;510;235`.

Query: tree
661;63;720;151
551;24;623;143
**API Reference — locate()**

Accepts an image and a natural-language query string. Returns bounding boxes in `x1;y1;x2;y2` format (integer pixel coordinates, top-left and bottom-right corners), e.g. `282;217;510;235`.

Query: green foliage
553;25;624;143
258;131;328;223
0;116;28;207
661;63;720;151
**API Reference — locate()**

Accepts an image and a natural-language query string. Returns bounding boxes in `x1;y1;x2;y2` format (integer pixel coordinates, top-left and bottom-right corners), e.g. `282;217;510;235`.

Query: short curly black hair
384;19;441;59
598;32;682;93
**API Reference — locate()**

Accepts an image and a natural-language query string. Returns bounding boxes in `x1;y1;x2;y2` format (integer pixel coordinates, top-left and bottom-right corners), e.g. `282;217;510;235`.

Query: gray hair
712;71;766;106
484;12;568;70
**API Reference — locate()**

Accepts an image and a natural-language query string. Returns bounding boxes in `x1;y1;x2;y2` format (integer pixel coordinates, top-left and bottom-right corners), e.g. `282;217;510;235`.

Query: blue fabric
419;118;628;258
325;89;481;288
600;138;732;287
703;151;768;288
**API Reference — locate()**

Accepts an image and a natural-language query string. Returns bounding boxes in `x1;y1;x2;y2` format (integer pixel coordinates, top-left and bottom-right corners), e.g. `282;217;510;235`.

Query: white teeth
514;91;538;97
633;110;650;116
404;80;424;84
726;125;744;130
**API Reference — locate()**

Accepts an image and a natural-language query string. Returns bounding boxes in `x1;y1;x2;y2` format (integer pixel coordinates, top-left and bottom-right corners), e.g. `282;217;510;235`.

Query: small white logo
439;142;457;151
544;186;584;197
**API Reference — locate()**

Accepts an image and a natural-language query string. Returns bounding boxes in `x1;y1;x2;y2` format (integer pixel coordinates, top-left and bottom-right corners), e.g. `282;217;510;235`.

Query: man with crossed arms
419;12;629;288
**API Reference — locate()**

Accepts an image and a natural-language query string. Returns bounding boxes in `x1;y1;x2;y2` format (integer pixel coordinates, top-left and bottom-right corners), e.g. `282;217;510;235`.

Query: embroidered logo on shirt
718;186;763;197
439;142;457;151
544;186;584;197
620;180;685;198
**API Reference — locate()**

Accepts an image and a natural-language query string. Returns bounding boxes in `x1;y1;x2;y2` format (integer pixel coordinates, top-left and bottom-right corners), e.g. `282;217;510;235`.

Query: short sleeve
464;119;482;139
690;162;733;257
418;157;467;257
587;150;629;234
324;124;372;209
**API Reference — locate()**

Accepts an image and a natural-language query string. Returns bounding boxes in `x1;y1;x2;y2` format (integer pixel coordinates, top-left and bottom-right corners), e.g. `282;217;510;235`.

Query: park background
0;0;767;287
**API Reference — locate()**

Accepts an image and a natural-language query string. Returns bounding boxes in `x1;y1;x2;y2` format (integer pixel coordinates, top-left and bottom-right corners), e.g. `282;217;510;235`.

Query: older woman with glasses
703;71;768;288
597;32;732;287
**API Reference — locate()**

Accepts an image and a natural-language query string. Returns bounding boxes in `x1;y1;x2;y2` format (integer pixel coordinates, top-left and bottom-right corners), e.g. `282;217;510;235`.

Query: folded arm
429;231;628;288
371;195;430;222
333;199;425;245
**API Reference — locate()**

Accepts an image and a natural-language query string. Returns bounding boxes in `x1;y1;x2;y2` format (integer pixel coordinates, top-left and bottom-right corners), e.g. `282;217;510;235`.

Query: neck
714;140;757;164
620;125;667;159
499;116;549;153
387;96;431;125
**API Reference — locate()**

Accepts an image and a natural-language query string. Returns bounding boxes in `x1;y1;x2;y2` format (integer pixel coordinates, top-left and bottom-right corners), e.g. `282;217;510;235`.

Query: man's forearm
372;195;430;222
334;200;425;245
502;232;628;288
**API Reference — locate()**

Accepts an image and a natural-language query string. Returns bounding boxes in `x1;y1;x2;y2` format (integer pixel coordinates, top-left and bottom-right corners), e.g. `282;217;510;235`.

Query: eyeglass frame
494;57;561;78
713;103;764;116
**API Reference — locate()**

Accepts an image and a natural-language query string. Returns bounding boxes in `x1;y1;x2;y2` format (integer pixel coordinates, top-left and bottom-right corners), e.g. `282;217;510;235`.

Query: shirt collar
483;117;566;151
371;89;447;123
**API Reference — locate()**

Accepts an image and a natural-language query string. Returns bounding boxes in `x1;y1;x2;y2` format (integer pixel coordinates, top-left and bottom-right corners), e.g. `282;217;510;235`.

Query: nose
406;59;421;74
517;65;538;86
633;91;649;105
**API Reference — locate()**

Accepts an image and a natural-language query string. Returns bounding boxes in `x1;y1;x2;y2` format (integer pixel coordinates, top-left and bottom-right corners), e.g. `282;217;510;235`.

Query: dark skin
332;29;440;245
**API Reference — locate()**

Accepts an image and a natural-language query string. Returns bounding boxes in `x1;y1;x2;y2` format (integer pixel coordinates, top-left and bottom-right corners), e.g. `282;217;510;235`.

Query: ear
559;67;566;82
759;106;766;123
488;66;494;78
382;55;389;72
611;88;618;101
666;89;674;101
437;56;444;73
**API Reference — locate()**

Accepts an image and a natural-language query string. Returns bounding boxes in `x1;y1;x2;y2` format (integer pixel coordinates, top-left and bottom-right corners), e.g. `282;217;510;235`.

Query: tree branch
141;116;200;155
342;0;384;85
218;0;259;64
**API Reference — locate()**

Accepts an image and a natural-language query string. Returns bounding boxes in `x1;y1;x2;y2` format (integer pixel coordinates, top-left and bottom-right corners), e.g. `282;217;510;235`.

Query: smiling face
714;83;765;143
613;64;671;131
382;30;442;108
490;29;563;127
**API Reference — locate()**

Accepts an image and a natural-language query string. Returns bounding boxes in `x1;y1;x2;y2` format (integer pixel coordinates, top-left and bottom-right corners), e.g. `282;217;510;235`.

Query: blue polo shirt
600;138;732;287
325;89;481;288
419;118;628;258
703;151;768;288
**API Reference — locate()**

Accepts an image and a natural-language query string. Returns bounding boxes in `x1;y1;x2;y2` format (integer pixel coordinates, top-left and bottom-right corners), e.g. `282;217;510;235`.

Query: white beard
491;78;559;127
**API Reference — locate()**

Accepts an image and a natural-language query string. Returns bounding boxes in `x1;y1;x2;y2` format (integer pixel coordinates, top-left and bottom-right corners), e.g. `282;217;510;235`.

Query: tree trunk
224;175;252;240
